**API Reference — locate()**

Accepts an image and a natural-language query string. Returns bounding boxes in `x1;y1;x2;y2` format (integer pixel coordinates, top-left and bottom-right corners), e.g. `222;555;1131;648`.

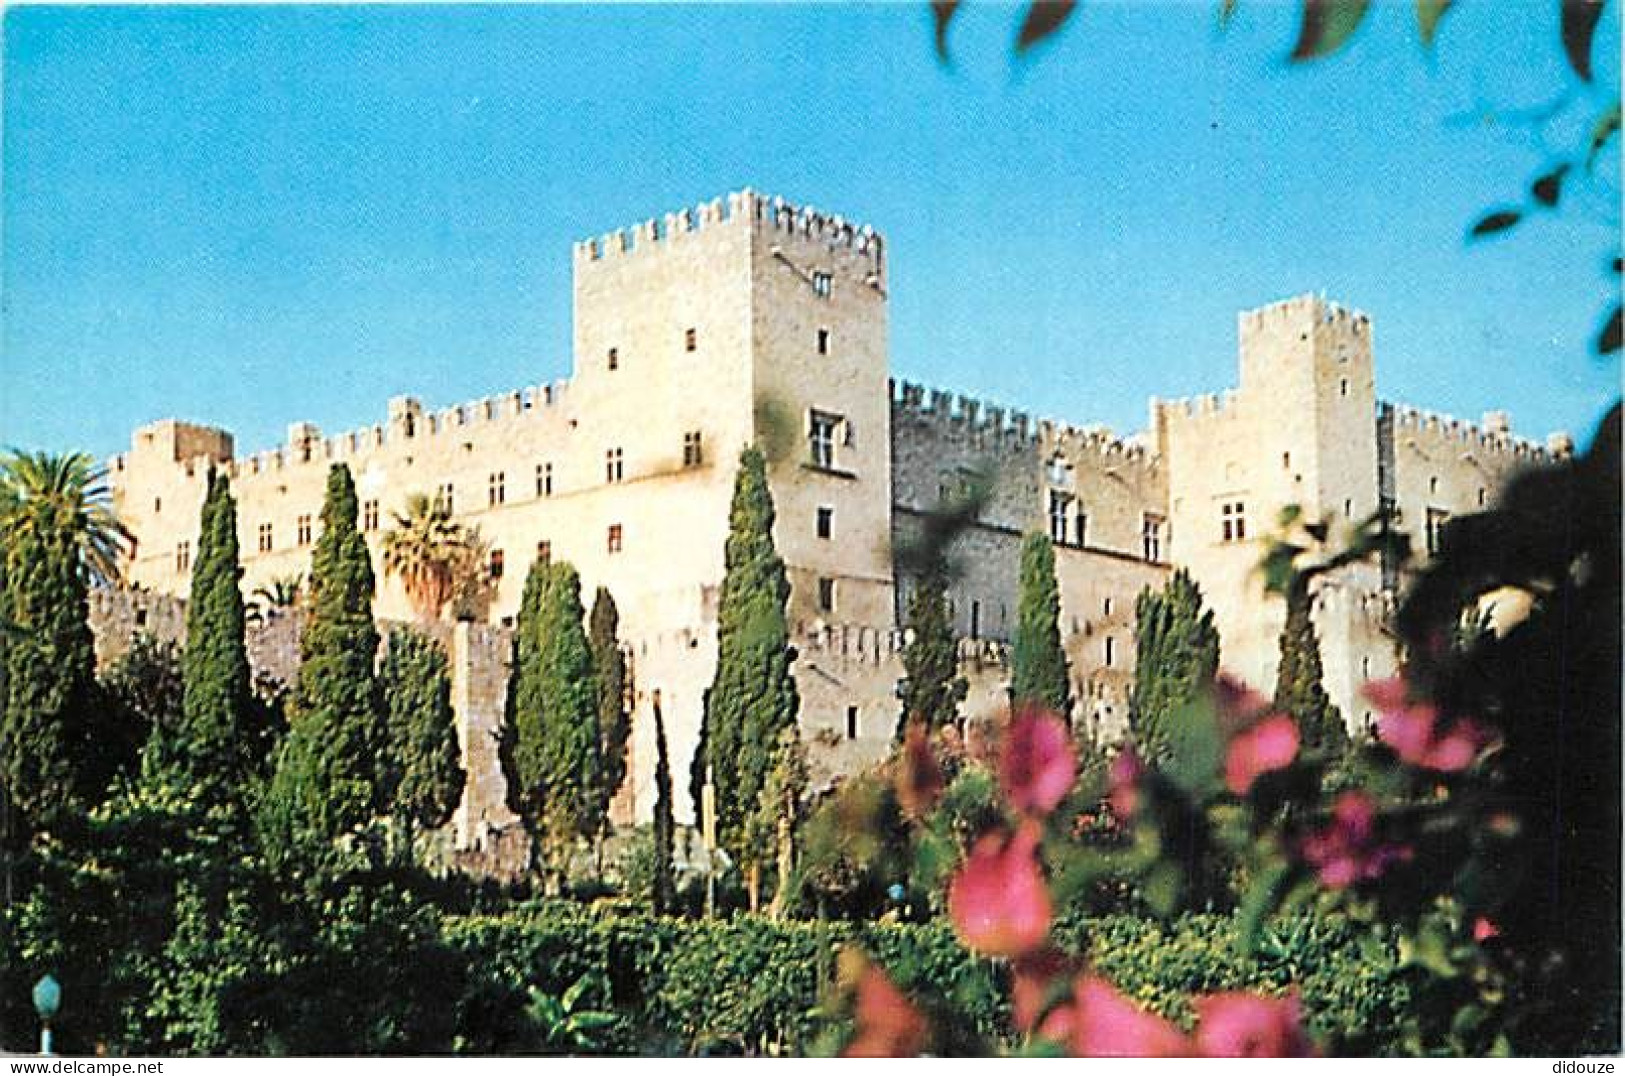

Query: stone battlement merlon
889;378;1037;450
1384;400;1563;460
1151;389;1242;424
1240;292;1372;333
572;189;884;276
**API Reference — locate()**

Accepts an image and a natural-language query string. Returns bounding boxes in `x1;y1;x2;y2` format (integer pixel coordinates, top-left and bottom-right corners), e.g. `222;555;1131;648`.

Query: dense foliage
694;446;799;895
378;627;465;844
258;465;383;868
1272;574;1346;754
1128;568;1220;762
588;587;631;843
1010;533;1068;714
897;563;966;737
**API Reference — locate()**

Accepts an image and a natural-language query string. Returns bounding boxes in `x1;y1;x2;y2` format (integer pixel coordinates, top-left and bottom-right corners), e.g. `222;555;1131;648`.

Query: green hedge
441;901;1406;1055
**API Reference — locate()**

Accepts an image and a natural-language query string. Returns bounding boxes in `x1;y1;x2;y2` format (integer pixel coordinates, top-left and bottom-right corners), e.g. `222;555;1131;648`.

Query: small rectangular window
1141;513;1163;562
537;540;552;565
812;271;833;299
1426;507;1451;557
816;328;831;355
175;542;191;574
1105;636;1116;667
489;472;506;506
258;523;274;554
685;327;697;353
817;577;835;613
1221;501;1247;543
816;506;833;540
296;514;313;547
153;497;162;514
683;431;703;468
846;705;859;740
808;411;839;470
489;549;505;579
536;462;553;497
970;599;981;639
363;499;379;532
607;524;623;554
606;448;624;483
437;483;454;515
607;347;619;371
1048;491;1073;545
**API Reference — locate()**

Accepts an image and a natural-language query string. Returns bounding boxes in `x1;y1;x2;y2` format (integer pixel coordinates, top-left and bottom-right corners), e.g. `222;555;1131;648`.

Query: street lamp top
32;975;60;1021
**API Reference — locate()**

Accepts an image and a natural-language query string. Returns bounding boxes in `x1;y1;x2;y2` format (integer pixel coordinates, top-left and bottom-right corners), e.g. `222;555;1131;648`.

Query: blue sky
3;3;1619;459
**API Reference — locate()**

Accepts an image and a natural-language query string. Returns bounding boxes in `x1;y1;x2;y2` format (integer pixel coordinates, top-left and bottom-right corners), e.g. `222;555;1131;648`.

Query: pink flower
1193;993;1316;1057
1225;713;1300;797
1473;917;1501;943
1214;674;1272;729
1064;976;1191;1057
1364;678;1494;772
843;965;928;1057
947;821;1052;957
1107;747;1147;821
1299;791;1413;888
894;720;944;820
1000;706;1077;817
1011;948;1073;1034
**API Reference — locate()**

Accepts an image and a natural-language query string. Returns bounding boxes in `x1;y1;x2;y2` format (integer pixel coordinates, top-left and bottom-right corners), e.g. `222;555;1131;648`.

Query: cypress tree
502;560;600;879
500;558;551;866
1;504;97;830
896;563;966;738
699;445;800;899
1273;578;1346;753
166;471;255;806
260;464;382;864
1011;532;1070;714
651;692;676;915
589;587;631;840
1128;568;1221;760
379;627;465;858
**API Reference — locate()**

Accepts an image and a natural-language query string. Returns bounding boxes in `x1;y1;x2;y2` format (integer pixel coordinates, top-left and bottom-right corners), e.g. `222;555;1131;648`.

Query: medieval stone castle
95;190;1568;865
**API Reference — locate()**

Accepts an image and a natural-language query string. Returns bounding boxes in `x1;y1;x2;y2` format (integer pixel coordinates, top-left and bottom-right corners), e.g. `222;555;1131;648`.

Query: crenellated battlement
1240;292;1371;334
890;378;1038;452
573;189;884;274
1150;389;1244;425
1038;418;1156;471
1385;400;1559;462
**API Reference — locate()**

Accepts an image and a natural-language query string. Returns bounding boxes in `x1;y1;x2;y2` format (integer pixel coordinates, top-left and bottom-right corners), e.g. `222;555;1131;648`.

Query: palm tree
248;574;304;624
0;449;131;587
382;493;482;621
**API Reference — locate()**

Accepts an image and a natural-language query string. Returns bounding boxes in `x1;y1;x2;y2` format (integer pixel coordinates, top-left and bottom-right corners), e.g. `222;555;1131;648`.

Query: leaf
1530;163;1571;207
1236;859;1294;953
1561;0;1604;82
1586;102;1620;170
1598;305;1622;355
1468;209;1522;239
932;0;961;61
1289;0;1371;62
1016;1;1078;53
1415;0;1451;48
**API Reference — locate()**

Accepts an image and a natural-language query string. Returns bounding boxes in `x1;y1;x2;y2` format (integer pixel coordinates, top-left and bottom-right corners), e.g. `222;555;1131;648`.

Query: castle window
1429;476;1439;495
816;328;831;355
1477;487;1486;507
489;471;506;506
606;448;624;483
437;483;454;515
1048;490;1074;545
812;271;833;299
1076;510;1088;547
971;600;981;639
536;462;553;497
175;542;191;574
489;549;504;579
817;577;836;614
296;514;313;547
684;328;697;353
1105;636;1116;667
808;411;840;470
1142;513;1164;562
537;540;552;565
258;523;273;553
1340;378;1349;397
1282;452;1291;469
153;497;162;514
1425;507;1450;556
683;431;703;468
816;506;833;540
1103;596;1113;617
846;705;859;740
607;347;619;372
1343;498;1353;519
363;500;379;532
1221;501;1247;542
607;524;623;554
1047;455;1073;488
